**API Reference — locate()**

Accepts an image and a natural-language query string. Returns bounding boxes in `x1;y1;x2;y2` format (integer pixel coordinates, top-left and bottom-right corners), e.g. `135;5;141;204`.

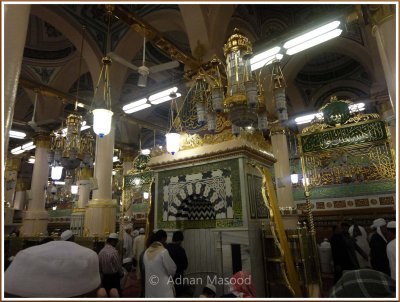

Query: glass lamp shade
245;80;258;108
51;166;63;180
196;102;207;124
290;173;299;184
92;109;113;138
165;132;181;155
143;192;149;199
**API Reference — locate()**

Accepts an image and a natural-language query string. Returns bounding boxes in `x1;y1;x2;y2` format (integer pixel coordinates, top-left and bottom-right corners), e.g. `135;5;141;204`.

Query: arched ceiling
11;3;388;154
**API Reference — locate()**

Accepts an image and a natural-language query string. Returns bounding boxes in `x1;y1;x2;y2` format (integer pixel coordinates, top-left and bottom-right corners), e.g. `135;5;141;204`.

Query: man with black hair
167;231;188;297
98;233;123;297
143;229;176;297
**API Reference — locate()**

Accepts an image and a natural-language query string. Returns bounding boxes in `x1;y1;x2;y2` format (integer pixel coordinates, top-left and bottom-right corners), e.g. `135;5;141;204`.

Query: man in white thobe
143;230;176;297
133;228;146;279
386;221;396;280
123;224;134;259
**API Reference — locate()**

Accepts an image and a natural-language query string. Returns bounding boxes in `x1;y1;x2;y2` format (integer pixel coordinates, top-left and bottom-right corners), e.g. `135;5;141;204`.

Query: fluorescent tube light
124;103;151;114
250;46;281;70
295;113;318;125
251;53;283;71
149;93;181;105
54;181;65;185
122;98;148;111
22;141;36;150
28;156;35;164
286;29;342;55
349;102;365;114
283;20;341;49
113;156;119;162
10;130;26;139
11;146;24;154
71;185;78;194
149;87;179;104
141;149;151;155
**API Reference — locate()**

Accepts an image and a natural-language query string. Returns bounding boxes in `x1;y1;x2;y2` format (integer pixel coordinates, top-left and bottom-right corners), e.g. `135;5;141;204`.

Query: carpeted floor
122;269;141;298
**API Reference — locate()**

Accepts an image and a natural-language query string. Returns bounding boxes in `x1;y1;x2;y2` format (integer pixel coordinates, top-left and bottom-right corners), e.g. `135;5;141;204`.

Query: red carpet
122;269;141;298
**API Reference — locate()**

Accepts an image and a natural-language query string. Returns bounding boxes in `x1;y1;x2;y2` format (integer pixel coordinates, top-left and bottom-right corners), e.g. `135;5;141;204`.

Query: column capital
78;167;93;181
270;124;289;136
34;133;51;148
369;4;395;28
6;157;21;171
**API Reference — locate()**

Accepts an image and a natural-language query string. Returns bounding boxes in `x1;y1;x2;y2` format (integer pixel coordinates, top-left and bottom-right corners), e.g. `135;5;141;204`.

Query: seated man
329;269;395;298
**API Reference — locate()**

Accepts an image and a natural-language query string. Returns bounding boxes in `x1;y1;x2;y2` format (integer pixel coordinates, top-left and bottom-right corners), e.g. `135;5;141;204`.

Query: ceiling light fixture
284;20;342;55
250;46;282;71
21;141;36;150
9;130;26;139
149;87;180;105
123;98;151;114
91;6;114;138
11;146;24;155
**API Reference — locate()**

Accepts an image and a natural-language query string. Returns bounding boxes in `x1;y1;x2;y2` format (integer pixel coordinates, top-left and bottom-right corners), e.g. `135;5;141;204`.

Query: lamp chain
74;25;86;111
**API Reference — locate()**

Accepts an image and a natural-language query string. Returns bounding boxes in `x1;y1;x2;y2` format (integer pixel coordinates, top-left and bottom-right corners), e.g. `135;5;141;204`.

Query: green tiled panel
293;180;396;200
157;158;242;229
48;209;72;217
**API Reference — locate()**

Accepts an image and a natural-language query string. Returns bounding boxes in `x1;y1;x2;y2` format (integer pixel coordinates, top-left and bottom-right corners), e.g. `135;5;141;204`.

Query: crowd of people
4;226;256;298
318;218;396;298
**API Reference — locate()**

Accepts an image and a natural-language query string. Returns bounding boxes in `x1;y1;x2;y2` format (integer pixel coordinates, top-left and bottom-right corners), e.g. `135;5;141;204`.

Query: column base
84;199;117;238
20;210;49;237
71;208;86;237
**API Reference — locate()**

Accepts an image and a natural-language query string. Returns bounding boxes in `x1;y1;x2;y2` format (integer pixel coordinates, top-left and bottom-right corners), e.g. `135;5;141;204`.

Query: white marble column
270;126;298;229
4;4;31;158
84;127;116;237
70;167;92;236
370;5;396;114
20;135;50;237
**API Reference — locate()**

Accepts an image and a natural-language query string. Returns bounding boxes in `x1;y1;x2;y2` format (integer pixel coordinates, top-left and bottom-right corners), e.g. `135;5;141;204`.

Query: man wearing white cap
369;218;390;275
98;233;124;296
60;229;74;242
4;241;101;297
386;221;396;280
123;224;134;259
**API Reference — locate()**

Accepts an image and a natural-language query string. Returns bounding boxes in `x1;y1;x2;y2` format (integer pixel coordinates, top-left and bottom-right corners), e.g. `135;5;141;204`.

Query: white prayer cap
371;218;386;229
123;257;132;264
4;241;100;297
132;230;139;237
108;233;119;239
60;229;73;241
139;228;145;234
124;224;132;230
205;284;217;294
387;221;396;229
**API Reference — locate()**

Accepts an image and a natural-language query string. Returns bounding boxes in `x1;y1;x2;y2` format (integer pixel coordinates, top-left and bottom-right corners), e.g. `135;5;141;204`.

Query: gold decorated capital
369;4;395;27
269;124;288;136
6;157;21;171
15;178;29;191
78;167;93;180
34;134;51;149
223;28;252;57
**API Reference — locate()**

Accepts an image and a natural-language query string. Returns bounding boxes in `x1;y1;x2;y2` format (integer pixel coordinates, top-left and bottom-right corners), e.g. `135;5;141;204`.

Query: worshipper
222;271;256;298
318;238;333;273
4;241;101;297
123;224;134;259
386;221;396;280
330;222;366;283
133;228;146;280
199;284;217;298
143;230;176;298
329;269;396;298
349;221;370;268
60;229;74;242
369;218;391;275
98;233;124;297
167;230;189;297
139;232;156;297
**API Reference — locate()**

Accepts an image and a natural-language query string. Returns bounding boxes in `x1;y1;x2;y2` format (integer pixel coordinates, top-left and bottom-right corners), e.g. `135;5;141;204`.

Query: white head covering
387;221;396;229
371;218;386;229
205;283;217;294
60;230;73;241
124;224;132;231
132;230;139;237
123;257;132;264
4;241;100;297
108;233;119;239
139;228;145;234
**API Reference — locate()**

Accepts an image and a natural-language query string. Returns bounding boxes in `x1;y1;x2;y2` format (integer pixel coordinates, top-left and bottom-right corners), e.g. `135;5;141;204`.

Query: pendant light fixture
165;97;182;155
91;6;114;138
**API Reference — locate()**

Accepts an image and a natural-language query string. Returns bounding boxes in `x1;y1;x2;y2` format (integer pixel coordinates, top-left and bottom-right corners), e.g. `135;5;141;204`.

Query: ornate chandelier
191;28;285;136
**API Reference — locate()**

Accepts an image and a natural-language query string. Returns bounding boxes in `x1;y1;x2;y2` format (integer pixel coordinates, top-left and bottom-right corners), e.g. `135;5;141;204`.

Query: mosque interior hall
3;3;397;299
